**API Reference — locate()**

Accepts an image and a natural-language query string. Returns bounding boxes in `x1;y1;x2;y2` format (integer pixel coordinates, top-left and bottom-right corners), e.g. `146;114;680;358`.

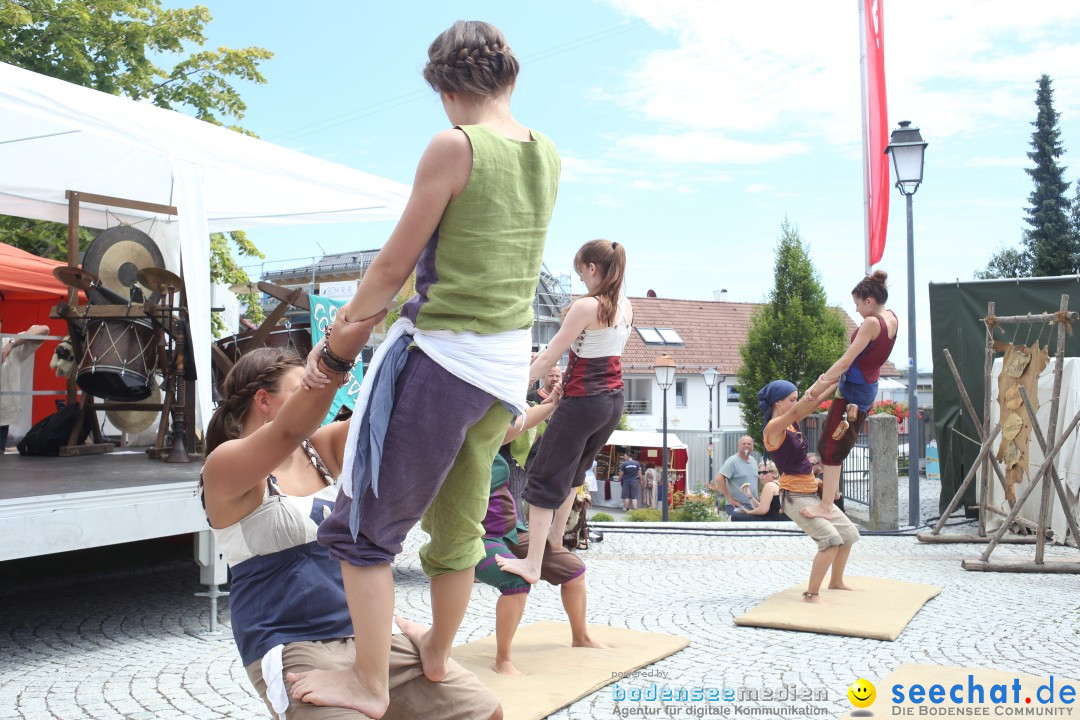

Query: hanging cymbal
228;281;261;295
53;266;100;292
137;267;185;295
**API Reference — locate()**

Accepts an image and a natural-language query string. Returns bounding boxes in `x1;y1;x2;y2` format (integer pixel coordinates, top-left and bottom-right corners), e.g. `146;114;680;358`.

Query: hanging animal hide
994;341;1049;504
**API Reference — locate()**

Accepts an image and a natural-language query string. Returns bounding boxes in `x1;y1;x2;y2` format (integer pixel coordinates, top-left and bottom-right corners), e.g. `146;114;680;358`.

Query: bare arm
763;380;838;450
715;473;739;508
341;129;472;323
502;383;561;445
202;312;383;514
741;482;779;515
2;324;49;362
529;298;598;382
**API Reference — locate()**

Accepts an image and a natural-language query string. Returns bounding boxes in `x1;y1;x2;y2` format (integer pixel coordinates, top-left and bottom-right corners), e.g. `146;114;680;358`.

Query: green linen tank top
404;124;560;334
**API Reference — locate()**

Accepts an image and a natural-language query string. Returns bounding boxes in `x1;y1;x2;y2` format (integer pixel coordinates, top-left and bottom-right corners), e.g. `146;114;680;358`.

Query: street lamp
702;367;721;491
654;353;676;522
885;119;928;527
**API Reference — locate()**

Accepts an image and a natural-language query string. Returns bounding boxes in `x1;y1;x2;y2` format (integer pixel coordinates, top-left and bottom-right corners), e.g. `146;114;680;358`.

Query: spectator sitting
730;461;788;522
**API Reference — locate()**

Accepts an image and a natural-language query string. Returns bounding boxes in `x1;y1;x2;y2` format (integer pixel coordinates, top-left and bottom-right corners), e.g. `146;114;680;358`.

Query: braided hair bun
852;269;889;305
423;21;520;96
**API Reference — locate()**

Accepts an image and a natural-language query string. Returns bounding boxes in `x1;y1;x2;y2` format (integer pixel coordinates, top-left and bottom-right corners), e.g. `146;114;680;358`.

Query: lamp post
654;353;676;522
702;367;721;491
885;120;928;527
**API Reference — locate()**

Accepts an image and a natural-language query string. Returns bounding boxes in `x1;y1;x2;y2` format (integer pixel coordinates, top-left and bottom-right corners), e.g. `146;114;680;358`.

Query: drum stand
147;282;200;462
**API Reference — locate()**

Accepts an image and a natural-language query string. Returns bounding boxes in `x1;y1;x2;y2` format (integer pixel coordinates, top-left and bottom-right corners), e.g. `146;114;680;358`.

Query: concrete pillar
865;414;899;530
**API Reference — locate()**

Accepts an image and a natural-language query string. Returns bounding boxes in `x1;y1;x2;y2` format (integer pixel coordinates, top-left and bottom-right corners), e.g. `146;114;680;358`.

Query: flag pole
859;0;872;275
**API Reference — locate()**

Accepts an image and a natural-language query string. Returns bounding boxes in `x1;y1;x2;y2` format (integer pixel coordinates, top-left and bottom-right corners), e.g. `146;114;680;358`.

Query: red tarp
0;242;78;423
0;242;74;301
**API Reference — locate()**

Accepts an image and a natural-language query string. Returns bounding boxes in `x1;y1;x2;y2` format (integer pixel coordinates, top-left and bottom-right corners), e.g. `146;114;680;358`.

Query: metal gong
82;225;167;305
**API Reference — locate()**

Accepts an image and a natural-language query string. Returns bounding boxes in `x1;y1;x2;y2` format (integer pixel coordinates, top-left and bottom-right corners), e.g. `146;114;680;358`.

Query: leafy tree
0;0;271;329
737;220;848;450
974;244;1032;280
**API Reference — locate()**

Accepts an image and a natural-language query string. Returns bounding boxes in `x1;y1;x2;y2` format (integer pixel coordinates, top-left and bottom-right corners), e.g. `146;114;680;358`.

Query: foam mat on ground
451;621;689;720
732;575;940;641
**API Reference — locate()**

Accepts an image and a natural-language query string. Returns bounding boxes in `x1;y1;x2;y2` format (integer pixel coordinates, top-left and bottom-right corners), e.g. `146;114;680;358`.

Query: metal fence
675;429;746;494
671;411;924;506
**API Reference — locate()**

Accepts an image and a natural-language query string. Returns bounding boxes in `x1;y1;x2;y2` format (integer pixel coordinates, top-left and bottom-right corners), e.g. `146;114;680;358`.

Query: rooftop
622;295;900;377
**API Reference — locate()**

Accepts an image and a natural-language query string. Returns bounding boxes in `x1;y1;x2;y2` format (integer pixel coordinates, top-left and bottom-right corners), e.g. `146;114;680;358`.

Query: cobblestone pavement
1;478;1077;720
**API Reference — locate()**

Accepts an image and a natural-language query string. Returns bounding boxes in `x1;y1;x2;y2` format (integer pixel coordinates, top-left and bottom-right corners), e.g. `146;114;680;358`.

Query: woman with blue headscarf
759;379;861;605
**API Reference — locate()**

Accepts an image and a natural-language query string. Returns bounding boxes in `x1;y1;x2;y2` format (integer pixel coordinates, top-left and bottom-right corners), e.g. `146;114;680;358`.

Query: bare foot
802;592;828;605
799;504;833;520
394;615;448;683
287;668;388;718
495;555;540;584
493;658;523;676
828;581;856;591
572;635;609;650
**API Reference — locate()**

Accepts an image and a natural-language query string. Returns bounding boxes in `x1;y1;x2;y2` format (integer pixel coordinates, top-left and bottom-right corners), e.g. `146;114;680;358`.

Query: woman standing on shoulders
801;270;898;520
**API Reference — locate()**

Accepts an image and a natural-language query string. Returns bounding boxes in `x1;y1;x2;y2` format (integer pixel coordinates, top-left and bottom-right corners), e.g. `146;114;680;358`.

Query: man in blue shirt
618;452;643;511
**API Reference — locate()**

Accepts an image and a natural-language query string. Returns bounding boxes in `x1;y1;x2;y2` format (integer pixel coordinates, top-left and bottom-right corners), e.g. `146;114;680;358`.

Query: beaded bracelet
316;354;350;388
321;323;356;374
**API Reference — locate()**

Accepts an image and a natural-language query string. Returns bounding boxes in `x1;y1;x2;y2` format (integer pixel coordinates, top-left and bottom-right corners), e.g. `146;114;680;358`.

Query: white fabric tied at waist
261;644;288;720
340;317;530;500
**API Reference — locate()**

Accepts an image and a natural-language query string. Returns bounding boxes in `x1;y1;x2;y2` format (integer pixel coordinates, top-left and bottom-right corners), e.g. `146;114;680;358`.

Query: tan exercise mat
840;663;1080;718
451;621;689;720
733;575;940;641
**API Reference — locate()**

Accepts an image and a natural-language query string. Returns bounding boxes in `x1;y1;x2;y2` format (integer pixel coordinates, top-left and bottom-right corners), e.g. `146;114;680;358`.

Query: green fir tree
981;75;1079;279
737;220;848;451
1023;75;1078;276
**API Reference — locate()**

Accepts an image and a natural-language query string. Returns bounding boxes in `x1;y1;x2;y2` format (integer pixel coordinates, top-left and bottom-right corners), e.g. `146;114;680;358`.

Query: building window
727;386;740;404
635;327;685;346
625;378;652;414
675;378;687;408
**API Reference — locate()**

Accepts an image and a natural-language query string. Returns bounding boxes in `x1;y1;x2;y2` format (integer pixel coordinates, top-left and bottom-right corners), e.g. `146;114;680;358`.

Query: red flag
862;0;889;267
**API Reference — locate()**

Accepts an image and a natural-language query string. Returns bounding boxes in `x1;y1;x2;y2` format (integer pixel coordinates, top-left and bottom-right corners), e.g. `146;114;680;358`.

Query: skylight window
636;327;664;344
636;327;684;346
656;328;684;345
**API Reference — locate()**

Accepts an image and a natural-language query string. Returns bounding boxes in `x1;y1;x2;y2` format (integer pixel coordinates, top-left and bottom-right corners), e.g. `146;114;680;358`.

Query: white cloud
601;0;1080;152
616;132;807;165
746;183;772;193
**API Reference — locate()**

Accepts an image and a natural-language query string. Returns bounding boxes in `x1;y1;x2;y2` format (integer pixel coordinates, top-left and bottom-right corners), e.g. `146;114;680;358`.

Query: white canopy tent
0;61;410;430
606;430;687;450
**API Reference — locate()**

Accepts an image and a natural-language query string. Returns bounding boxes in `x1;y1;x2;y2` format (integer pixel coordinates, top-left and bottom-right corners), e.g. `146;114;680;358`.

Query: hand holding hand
300;309;387;390
543;381;563;406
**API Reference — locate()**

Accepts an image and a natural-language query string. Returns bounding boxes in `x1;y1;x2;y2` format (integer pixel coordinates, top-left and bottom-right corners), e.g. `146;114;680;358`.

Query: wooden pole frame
56;190;180;456
918;295;1078;572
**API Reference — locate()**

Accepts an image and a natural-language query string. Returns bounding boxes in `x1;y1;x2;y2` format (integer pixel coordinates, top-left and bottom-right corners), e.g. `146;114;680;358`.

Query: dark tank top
848;311;897;384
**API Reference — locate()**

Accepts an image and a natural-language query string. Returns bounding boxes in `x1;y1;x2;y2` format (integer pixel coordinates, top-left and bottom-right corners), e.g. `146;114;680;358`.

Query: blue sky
192;1;1080;371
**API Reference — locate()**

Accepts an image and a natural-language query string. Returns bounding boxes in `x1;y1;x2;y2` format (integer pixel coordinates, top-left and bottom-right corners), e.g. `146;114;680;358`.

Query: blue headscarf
758;380;797;426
